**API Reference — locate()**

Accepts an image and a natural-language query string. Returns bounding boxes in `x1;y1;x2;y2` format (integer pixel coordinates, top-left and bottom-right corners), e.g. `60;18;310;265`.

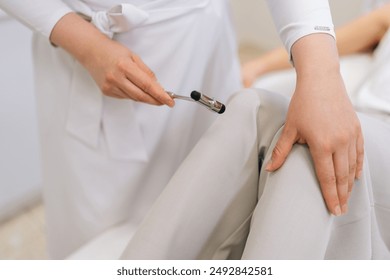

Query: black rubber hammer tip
219;104;226;114
190;90;201;101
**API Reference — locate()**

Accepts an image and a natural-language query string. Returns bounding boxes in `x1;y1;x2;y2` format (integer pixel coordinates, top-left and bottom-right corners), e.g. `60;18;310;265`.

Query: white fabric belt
66;0;210;37
67;1;149;38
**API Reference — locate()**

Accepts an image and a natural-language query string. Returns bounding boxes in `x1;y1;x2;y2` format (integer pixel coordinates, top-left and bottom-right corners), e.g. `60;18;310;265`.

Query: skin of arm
50;12;174;107
242;3;390;87
265;33;364;216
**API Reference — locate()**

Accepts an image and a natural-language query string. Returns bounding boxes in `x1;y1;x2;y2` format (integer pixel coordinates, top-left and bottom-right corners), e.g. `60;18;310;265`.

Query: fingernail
265;160;273;171
341;204;348;215
334;205;341;216
356;170;362;179
347;191;351;200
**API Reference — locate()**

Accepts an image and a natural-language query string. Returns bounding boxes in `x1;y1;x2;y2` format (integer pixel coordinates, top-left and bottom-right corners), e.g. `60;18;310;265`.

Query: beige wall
231;0;365;51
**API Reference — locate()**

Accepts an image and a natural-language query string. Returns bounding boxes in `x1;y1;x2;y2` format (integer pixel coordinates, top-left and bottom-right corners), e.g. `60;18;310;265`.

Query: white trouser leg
242;113;390;259
121;89;289;259
242;130;336;259
121;90;390;259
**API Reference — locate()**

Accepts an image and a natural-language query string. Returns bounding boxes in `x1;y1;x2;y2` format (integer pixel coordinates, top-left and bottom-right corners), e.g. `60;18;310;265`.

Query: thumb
266;127;296;172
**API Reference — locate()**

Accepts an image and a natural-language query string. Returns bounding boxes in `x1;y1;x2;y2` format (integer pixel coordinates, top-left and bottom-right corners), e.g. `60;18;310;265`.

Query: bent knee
227;88;289;117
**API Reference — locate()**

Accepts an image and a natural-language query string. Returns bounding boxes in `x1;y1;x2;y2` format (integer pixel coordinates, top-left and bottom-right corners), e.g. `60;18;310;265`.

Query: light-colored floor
0;203;47;259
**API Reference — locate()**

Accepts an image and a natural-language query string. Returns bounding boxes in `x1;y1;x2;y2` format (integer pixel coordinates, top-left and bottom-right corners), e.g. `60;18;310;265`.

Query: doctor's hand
265;34;364;216
83;38;174;107
50;12;174;107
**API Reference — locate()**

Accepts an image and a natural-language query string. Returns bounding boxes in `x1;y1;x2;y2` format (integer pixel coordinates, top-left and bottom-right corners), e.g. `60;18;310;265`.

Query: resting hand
265;34;364;216
50;12;174;107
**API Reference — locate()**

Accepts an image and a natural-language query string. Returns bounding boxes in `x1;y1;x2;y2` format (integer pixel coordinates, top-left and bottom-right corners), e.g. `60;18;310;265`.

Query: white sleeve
265;0;335;56
0;0;73;37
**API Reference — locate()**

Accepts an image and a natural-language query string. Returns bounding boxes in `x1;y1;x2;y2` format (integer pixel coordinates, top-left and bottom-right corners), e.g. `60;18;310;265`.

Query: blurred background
0;0;365;259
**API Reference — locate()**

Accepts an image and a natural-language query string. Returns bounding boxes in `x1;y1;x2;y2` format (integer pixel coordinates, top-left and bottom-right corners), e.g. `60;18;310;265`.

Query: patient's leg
242;113;390;259
120;89;289;259
242;133;334;259
359;115;390;258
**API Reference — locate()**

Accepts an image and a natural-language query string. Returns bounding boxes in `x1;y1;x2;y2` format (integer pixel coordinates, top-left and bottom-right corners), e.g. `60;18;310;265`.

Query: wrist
50;12;111;67
292;33;341;79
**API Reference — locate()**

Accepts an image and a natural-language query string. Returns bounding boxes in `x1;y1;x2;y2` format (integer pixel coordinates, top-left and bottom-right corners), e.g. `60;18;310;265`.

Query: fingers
333;150;349;215
311;151;341;216
355;131;364;179
265;126;296;171
100;51;174;107
126;54;174;107
348;140;357;196
117;76;163;105
312;140;360;216
132;54;157;81
267;126;364;217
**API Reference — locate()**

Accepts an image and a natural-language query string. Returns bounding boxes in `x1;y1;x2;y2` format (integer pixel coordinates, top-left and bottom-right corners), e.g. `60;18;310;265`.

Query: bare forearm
252;48;291;75
50;12;112;69
241;47;291;87
336;3;390;55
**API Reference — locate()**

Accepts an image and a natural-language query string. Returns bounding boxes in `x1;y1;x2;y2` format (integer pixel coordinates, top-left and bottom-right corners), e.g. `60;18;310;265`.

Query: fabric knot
91;4;149;38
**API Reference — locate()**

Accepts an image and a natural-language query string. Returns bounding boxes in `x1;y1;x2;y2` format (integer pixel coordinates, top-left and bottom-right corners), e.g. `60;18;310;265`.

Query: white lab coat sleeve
265;0;335;56
0;0;73;37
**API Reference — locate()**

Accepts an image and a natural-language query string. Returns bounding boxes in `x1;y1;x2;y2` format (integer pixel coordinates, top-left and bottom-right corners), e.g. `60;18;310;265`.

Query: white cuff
265;0;335;57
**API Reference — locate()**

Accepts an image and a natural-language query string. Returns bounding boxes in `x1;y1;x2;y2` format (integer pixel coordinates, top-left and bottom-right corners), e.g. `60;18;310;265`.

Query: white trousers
121;89;390;259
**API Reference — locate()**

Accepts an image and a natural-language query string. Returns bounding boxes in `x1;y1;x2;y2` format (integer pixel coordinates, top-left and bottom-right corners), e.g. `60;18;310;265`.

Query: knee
226;88;289;118
226;88;266;111
267;143;326;209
